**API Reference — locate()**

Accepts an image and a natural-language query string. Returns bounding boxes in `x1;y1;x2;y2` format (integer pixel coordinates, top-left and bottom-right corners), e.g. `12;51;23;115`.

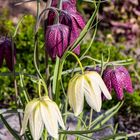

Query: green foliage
81;41;126;61
0;9;14;36
124;91;140;113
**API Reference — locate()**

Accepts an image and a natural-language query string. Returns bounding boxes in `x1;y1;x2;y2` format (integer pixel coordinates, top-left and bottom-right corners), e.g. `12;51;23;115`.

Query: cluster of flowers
20;66;133;140
0;0;134;139
45;0;85;60
0;23;133;140
68;66;133;116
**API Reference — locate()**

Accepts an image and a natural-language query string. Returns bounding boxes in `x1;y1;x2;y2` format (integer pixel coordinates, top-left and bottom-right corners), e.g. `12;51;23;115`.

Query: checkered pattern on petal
103;68;112;92
111;70;124;100
45;24;69;60
117;66;133;93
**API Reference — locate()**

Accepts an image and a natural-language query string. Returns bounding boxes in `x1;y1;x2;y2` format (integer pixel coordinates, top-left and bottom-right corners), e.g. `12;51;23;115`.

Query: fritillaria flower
45;24;70;60
45;0;85;59
67;71;112;116
0;37;16;71
20;96;65;140
103;66;133;100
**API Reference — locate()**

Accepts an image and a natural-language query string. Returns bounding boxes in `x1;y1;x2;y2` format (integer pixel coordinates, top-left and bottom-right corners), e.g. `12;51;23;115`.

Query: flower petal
68;74;84;116
103;68;112;92
31;104;44;140
52;102;65;129
118;66;133;93
111;71;124;100
40;101;58;139
84;74;102;112
20;99;39;135
91;72;112;100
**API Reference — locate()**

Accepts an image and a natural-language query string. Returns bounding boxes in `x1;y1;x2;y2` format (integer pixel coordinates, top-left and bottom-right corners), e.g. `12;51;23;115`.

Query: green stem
60;80;68;124
81;14;98;58
100;54;104;76
81;56;101;63
13;16;25;38
58;0;63;10
11;38;22;130
38;79;42;98
38;79;49;98
35;0;40;67
34;38;43;79
56;66;63;104
68;51;84;74
76;112;83;130
36;0;40;21
41;79;48;96
34;0;43;80
63;112;87;129
19;73;30;103
88;109;93;129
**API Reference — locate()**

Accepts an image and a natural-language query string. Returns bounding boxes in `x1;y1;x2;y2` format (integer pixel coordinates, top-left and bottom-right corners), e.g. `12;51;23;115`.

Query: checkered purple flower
0;37;16;71
45;24;70;60
45;0;85;59
103;66;133;100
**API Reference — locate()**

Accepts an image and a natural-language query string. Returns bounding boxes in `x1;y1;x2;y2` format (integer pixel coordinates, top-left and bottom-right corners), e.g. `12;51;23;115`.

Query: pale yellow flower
20;96;65;140
67;71;112;116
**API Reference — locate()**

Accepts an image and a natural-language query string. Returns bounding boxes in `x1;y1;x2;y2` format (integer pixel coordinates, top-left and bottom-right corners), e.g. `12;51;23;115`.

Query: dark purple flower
45;0;85;58
45;24;70;60
0;37;16;71
103;66;133;100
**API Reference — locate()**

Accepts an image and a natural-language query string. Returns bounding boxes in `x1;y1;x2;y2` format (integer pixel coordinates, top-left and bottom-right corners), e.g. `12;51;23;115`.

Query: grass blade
0;114;21;140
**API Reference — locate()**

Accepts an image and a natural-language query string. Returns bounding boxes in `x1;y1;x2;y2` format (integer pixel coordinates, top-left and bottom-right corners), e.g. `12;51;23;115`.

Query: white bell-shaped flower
20;96;65;140
67;71;112;116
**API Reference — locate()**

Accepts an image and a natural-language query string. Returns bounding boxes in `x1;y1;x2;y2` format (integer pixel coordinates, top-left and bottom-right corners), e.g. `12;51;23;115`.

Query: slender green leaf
59;125;112;135
13;16;25;37
90;102;123;128
0;114;21;140
52;57;60;94
93;101;123;129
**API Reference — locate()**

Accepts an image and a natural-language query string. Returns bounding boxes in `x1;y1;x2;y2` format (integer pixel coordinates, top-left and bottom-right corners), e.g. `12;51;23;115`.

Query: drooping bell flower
45;0;85;57
67;71;112;116
103;66;133;100
0;37;16;71
45;24;70;60
20;96;65;140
